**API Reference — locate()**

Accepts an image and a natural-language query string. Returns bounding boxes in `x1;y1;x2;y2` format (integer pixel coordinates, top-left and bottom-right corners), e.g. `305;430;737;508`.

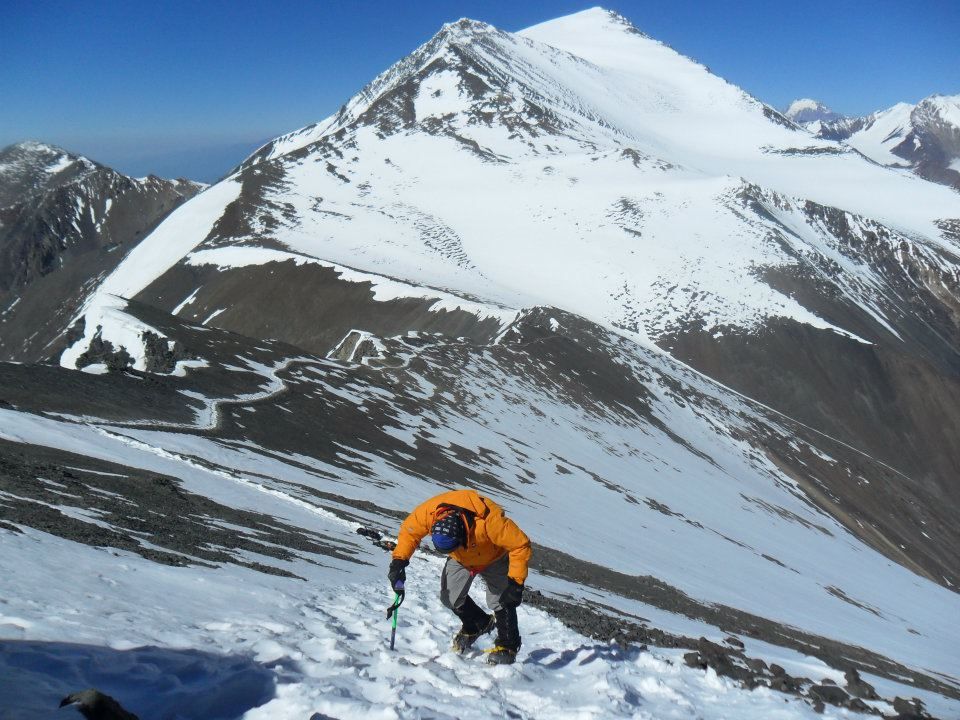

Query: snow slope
5;526;911;720
1;364;956;718
836;103;916;167
60;179;241;370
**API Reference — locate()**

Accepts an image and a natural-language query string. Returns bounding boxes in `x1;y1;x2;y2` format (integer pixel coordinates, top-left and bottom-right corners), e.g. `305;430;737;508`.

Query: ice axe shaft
388;584;404;650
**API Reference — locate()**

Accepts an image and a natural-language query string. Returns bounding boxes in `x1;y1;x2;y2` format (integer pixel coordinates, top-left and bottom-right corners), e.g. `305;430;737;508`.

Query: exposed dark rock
847;697;872;713
59;688;139;720
0;438;361;575
724;635;745;649
141;330;188;373
892;696;932;719
846;668;881;699
74;327;133;372
810;683;849;705
137;259;504;357
768;673;805;694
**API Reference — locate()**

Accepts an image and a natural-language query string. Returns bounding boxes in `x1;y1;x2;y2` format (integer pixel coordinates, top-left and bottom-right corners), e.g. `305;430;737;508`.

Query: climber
388;488;531;665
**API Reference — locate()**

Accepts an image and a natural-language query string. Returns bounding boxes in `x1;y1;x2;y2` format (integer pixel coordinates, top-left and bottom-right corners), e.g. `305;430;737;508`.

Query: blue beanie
431;512;465;553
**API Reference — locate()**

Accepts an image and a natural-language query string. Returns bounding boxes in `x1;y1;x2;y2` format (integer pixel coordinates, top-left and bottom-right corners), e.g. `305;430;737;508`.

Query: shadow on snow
0;639;277;720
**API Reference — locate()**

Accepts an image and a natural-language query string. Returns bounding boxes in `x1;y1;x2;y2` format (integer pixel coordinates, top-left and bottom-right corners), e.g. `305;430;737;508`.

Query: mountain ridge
0;141;204;362
789;94;960;189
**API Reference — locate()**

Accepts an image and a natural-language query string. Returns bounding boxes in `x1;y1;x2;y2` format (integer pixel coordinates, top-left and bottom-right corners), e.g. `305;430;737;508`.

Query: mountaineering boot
453;614;496;653
485;645;518;665
487;606;521;665
452;596;495;654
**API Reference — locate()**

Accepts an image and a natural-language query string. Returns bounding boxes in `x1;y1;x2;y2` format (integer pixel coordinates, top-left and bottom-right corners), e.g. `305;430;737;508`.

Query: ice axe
386;583;404;650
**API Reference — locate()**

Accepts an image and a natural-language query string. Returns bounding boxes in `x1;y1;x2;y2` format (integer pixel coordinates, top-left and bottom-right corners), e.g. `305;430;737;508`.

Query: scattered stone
845;668;880;699
355;525;396;552
74;326;133;372
693;637;753;683
846;697;871;712
769;674;804;693
724;635;745;650
809;683;849;706
356;526;382;541
892;696;931;719
770;663;787;677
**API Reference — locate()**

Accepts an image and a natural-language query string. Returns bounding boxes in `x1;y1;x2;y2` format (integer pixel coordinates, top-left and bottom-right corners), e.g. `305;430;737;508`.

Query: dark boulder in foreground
60;689;139;720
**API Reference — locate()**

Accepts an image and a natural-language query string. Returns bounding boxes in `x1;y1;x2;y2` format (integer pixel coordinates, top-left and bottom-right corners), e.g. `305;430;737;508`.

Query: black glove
388;558;408;594
500;578;524;608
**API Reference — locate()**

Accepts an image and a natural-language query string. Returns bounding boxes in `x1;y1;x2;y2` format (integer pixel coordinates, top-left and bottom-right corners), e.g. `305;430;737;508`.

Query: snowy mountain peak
811;95;960;187
440;17;496;36
523;7;649;37
913;92;960;128
69;7;960;376
0;141;98;209
784;98;844;125
241;5;802;174
0;140;92;168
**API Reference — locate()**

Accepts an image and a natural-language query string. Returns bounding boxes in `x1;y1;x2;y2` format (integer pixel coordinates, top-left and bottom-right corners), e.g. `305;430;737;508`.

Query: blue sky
3;0;957;181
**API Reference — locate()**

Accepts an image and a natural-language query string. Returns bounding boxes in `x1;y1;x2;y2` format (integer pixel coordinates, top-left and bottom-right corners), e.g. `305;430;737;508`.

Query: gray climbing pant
440;553;510;613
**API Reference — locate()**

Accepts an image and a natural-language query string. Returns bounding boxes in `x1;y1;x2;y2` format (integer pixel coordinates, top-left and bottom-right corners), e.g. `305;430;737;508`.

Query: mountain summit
784;98;844;126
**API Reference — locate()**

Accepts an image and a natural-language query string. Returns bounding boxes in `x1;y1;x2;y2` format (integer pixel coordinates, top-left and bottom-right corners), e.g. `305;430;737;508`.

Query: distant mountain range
2;10;960;718
0;141;202;362
784;94;960;189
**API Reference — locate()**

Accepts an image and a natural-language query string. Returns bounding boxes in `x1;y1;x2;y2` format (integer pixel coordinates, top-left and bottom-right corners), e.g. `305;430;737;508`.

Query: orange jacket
393;489;532;584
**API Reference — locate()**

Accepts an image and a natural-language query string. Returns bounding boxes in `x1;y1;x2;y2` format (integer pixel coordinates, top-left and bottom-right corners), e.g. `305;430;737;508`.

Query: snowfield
3;527;939;720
